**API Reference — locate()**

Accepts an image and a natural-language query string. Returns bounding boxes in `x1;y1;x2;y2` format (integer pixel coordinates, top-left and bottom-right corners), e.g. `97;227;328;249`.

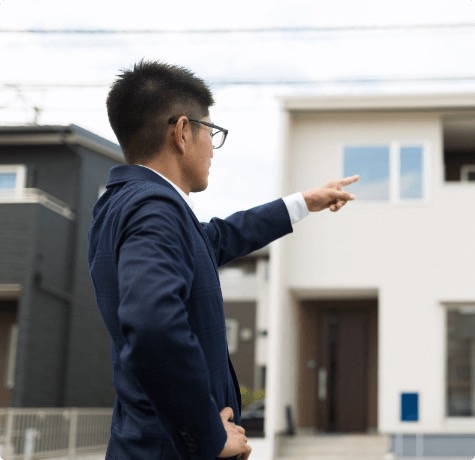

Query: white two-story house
265;93;475;457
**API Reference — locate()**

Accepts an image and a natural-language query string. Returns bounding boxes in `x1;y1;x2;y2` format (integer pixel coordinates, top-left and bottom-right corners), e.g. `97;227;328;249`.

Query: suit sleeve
116;195;226;460
202;198;293;267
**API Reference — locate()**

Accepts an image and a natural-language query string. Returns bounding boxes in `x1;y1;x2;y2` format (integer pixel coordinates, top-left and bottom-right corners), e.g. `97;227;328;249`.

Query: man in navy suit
88;60;358;459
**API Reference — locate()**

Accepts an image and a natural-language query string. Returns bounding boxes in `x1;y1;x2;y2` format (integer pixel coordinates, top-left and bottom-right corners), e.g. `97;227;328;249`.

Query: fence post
23;428;38;460
67;410;78;459
5;409;14;459
394;433;403;457
415;433;423;457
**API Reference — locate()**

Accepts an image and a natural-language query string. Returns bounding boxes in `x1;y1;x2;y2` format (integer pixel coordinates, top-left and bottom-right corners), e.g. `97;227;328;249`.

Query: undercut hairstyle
106;60;215;164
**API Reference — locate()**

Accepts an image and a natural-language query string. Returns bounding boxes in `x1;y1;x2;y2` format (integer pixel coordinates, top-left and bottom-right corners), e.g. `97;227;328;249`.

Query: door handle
318;367;327;401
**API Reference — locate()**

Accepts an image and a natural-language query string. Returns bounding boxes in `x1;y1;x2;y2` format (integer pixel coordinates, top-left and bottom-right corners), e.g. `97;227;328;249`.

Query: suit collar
137;165;194;210
107;165;194;209
107;164;174;189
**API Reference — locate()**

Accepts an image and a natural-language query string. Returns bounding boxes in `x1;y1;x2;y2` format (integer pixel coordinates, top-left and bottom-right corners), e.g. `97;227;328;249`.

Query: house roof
280;92;475;156
0;124;123;162
280;92;475;112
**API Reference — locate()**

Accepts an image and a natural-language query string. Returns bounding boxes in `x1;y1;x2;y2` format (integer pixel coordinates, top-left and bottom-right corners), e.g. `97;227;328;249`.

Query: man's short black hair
106;60;215;164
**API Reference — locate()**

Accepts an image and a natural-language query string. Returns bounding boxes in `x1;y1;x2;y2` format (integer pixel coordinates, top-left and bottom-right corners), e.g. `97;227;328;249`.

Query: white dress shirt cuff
282;192;309;225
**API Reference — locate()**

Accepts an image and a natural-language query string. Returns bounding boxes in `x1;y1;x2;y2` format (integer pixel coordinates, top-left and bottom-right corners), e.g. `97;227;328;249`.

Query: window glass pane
343;145;390;200
400;146;423;199
0;173;17;189
447;308;475;416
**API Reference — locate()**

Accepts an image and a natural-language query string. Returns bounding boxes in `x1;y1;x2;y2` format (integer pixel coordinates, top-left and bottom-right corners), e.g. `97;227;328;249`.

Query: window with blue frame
343;144;425;202
0;165;26;190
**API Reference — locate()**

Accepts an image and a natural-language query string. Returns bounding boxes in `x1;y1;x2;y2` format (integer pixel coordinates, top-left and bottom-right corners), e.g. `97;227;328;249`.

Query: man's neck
137;164;194;210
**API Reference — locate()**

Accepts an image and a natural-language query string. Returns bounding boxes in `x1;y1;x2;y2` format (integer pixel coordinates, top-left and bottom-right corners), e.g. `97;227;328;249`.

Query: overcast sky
1;0;475;220
1;0;474;29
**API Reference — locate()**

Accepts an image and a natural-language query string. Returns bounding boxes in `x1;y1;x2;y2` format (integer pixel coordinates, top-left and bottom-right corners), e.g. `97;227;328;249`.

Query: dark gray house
0;124;122;408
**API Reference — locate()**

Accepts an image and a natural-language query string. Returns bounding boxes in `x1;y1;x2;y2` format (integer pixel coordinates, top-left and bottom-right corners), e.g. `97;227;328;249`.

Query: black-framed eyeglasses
168;117;228;149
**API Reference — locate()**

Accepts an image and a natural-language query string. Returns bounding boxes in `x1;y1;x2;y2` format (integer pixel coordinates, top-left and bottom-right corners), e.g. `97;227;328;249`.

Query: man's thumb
220;406;234;421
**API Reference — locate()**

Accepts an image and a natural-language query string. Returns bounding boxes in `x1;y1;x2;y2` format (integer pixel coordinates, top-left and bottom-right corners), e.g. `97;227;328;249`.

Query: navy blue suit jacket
88;165;293;459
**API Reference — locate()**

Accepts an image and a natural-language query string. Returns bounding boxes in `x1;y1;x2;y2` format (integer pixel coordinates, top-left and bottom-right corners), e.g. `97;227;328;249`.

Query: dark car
240;398;265;437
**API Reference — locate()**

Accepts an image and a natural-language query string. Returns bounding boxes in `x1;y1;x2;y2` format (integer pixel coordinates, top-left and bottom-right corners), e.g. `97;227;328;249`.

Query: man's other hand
303;175;359;213
218;407;252;459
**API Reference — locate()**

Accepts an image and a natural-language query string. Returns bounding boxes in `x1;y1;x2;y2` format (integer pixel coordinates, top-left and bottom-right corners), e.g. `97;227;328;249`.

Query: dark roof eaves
0;124;124;162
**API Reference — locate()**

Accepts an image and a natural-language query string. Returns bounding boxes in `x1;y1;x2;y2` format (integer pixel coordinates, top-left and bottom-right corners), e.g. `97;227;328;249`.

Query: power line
1;23;475;34
2;75;475;89
2;83;109;88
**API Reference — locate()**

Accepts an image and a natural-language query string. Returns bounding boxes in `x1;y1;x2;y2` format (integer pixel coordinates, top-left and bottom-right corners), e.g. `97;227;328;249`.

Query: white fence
391;433;475;458
0;408;112;460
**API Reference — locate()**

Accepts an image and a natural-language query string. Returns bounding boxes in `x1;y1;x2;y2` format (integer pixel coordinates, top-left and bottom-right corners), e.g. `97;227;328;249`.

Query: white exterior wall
271;106;475;436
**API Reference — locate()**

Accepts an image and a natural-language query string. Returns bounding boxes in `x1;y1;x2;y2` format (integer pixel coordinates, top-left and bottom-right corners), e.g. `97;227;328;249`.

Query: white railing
0;408;112;460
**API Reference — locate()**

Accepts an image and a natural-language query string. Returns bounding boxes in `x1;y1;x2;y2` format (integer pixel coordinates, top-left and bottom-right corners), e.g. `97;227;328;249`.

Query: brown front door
0;301;17;407
315;301;377;432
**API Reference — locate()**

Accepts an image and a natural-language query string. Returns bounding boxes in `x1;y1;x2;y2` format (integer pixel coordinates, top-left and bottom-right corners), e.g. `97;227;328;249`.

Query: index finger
339;175;360;187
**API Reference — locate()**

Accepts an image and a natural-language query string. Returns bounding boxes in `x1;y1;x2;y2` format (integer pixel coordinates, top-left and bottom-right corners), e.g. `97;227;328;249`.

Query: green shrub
240;386;265;409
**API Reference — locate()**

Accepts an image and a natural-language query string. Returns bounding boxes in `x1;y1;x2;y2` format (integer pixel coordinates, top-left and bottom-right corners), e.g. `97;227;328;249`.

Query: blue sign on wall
401;393;419;422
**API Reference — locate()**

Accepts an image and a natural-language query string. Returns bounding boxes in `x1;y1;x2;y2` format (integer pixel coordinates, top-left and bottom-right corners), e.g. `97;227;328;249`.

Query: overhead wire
1;23;475;117
1;23;475;34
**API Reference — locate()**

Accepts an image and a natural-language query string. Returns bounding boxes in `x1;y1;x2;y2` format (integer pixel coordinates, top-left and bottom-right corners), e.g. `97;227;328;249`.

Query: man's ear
171;116;191;155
